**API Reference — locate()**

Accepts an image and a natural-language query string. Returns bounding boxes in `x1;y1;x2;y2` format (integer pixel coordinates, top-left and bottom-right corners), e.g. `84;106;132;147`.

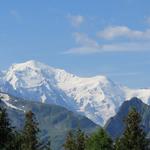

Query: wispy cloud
64;32;102;54
73;32;99;47
64;23;150;54
66;42;150;54
67;14;84;27
97;26;150;40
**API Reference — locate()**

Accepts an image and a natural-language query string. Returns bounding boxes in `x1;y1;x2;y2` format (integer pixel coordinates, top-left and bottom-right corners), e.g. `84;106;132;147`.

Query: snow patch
0;60;150;126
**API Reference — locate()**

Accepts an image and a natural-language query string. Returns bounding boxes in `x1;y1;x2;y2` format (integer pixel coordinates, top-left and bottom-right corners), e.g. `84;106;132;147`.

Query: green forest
0;103;149;150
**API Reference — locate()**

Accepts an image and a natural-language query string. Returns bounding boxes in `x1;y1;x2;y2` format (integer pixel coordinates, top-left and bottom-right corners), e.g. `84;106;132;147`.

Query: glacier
0;60;150;126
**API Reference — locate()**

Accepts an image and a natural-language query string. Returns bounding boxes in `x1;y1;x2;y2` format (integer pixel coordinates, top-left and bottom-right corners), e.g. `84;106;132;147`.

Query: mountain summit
0;60;150;126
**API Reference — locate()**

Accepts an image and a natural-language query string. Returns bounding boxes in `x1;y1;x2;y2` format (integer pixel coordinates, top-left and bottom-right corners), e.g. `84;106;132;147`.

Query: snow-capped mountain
124;87;150;104
0;60;150;126
0;92;24;111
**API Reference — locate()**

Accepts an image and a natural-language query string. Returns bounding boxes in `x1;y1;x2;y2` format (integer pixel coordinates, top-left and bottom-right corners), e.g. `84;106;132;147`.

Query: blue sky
0;0;150;88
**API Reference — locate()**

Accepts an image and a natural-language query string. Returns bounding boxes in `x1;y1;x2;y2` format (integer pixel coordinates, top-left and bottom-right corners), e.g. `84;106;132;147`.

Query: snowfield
0;60;150;126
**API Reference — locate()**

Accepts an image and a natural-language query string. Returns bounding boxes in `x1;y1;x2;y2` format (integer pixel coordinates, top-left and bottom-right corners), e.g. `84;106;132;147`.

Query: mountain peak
7;60;109;82
9;60;52;71
21;60;42;67
105;97;150;139
1;60;150;126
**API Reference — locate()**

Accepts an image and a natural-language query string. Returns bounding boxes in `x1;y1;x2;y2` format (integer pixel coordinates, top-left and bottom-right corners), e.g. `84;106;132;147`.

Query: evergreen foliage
21;111;40;150
1;97;150;150
0;105;15;150
113;138;123;150
76;128;87;150
115;108;149;150
85;128;113;150
11;132;24;150
63;128;87;150
63;130;76;150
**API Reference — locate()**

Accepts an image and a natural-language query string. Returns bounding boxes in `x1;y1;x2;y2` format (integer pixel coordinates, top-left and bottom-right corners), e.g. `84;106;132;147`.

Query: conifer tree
11;131;24;150
63;130;76;150
0;105;15;150
85;128;113;150
114;138;123;150
116;108;149;150
76;128;86;150
22;110;40;150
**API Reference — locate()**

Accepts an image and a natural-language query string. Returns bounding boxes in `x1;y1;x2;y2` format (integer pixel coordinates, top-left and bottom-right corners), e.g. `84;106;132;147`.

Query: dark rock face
105;97;150;139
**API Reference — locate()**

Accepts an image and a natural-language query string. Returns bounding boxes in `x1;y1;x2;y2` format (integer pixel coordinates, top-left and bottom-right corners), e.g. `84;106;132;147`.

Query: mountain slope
124;87;150;104
0;60;125;126
0;60;150;126
0;92;98;150
105;97;150;139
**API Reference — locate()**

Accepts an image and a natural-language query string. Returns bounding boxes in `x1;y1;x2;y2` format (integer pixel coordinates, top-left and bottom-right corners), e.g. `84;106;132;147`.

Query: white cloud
73;32;99;47
67;15;84;27
64;23;150;54
98;26;150;40
64;32;102;54
64;32;150;54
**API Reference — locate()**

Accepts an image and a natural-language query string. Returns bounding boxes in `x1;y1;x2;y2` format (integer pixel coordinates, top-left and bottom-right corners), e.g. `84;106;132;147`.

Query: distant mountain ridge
105;97;150;139
0;60;150;126
0;92;98;150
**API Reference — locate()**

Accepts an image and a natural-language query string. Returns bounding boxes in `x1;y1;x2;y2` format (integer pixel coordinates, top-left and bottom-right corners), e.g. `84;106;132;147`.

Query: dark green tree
116;108;149;150
114;138;123;150
63;130;76;150
85;128;113;150
76;128;87;150
0;105;15;150
11;131;24;150
22;110;40;150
